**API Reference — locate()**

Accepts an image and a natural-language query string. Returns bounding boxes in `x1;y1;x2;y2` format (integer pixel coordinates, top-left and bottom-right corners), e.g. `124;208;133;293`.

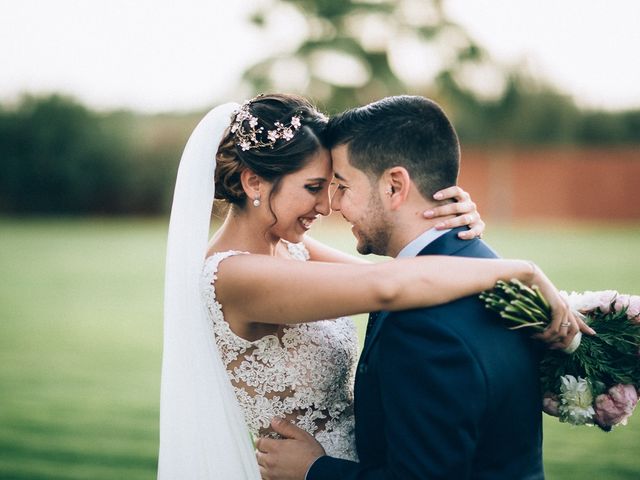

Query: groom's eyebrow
333;172;347;182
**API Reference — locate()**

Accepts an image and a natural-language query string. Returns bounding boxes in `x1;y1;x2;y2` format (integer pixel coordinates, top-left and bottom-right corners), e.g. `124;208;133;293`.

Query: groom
258;96;544;479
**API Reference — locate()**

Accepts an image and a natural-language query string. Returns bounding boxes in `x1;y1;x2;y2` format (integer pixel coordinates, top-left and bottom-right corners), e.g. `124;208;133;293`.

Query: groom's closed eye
330;183;348;196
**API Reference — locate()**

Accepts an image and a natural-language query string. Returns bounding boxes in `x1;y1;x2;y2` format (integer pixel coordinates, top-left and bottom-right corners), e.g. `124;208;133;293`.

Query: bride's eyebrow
305;177;327;183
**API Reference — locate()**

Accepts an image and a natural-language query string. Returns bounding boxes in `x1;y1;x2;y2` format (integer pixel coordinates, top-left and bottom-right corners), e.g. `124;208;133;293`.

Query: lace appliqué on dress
283;240;310;261
201;245;358;461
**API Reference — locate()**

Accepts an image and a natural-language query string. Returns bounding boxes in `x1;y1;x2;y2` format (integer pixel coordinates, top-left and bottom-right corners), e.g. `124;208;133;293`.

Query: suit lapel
416;226;474;257
359;309;390;360
359;227;476;362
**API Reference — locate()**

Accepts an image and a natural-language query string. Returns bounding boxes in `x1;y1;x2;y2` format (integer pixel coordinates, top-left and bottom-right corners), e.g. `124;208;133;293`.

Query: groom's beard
355;193;391;256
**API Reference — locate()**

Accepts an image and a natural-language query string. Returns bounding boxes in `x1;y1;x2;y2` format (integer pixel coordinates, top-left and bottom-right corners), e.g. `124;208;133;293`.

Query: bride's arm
215;254;583;347
302;236;370;264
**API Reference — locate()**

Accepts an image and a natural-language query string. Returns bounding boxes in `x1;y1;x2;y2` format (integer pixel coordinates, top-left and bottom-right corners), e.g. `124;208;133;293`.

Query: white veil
158;103;260;479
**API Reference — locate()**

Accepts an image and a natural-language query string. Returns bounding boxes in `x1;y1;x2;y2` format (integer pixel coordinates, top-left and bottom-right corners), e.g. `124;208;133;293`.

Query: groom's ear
383;167;411;211
240;169;264;200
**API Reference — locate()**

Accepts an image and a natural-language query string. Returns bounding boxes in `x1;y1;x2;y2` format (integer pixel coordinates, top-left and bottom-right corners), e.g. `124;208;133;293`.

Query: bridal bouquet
480;281;640;431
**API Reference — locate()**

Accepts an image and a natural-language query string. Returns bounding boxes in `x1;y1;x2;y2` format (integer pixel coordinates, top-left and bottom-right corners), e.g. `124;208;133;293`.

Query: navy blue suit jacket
308;228;544;480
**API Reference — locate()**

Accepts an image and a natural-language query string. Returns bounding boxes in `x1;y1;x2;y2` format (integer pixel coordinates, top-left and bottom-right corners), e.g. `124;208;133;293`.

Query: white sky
1;0;639;112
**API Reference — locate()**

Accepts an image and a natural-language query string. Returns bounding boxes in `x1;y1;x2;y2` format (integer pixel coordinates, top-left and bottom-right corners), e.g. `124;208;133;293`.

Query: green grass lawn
1;217;639;479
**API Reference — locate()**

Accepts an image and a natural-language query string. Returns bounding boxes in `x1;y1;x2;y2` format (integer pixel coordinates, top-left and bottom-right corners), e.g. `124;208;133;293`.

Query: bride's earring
253;196;261;207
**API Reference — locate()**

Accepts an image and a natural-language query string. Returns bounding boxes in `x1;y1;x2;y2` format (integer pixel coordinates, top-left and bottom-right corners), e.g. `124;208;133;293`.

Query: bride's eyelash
305;184;323;193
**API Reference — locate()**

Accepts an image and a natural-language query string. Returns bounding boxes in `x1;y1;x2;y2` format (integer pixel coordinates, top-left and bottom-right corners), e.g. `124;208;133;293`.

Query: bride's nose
315;189;331;216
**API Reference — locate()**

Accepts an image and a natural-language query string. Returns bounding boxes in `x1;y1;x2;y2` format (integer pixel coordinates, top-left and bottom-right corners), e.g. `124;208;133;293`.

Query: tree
242;1;640;145
243;0;499;113
0;95;131;214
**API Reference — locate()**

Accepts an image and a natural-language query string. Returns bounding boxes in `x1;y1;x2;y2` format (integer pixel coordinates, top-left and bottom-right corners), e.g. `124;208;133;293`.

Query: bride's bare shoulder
205;237;246;259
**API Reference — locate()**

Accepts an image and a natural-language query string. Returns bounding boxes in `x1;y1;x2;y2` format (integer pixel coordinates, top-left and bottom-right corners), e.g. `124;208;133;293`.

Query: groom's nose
330;191;341;212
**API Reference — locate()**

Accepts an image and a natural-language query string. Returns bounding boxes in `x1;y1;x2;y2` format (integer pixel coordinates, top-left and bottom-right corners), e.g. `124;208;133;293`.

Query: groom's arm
308;308;487;480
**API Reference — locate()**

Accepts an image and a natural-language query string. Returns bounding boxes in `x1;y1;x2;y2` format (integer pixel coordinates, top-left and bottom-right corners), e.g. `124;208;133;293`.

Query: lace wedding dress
200;242;359;461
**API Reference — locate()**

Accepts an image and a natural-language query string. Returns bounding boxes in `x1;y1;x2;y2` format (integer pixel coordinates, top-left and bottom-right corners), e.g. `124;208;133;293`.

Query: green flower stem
512;295;549;318
509;322;546;330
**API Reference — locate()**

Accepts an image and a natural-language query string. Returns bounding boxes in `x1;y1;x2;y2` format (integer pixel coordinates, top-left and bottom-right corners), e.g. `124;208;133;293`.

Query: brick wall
458;147;640;221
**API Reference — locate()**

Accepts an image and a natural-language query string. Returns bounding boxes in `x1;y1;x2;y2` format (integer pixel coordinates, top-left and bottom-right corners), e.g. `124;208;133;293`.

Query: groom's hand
256;418;325;480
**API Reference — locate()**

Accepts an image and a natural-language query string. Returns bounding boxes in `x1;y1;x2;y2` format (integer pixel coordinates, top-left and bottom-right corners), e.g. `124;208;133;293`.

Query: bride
157;94;583;479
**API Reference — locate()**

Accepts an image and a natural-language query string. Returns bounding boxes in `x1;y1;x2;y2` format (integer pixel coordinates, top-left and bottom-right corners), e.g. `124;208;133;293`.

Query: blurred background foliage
0;0;638;217
244;0;640;143
0;95;191;215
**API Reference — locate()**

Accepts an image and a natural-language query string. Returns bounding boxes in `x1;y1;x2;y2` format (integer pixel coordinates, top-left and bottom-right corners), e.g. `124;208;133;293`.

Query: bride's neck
208;205;280;256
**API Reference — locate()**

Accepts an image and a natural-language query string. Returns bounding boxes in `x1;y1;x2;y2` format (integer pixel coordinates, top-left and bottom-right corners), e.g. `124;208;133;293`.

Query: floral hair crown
230;100;302;151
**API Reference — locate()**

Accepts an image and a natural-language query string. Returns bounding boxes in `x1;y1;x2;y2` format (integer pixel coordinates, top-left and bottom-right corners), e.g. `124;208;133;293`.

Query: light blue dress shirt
396;227;451;259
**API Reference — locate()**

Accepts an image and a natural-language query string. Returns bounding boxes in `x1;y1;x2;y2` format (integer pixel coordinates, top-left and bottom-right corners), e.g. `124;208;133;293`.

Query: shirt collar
396;227;451;258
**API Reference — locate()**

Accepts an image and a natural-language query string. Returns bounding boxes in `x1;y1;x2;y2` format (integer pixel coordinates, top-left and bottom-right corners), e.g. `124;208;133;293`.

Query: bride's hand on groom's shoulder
424;185;485;239
528;265;597;350
255;418;326;480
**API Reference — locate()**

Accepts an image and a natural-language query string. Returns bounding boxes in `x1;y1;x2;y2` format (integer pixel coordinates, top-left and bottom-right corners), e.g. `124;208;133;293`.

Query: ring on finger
560;321;571;328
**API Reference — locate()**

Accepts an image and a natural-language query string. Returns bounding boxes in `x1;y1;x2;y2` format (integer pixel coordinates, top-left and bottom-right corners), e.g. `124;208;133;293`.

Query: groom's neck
385;202;456;257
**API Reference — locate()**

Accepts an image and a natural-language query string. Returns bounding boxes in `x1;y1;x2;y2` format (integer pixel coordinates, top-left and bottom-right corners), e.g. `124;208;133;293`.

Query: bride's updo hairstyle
215;93;328;208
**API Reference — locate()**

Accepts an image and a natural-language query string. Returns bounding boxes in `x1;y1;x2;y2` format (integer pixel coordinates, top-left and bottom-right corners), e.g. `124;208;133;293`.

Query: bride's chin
282;232;305;244
272;222;310;244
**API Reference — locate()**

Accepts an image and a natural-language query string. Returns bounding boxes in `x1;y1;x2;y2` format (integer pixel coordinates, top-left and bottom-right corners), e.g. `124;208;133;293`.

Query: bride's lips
298;216;317;230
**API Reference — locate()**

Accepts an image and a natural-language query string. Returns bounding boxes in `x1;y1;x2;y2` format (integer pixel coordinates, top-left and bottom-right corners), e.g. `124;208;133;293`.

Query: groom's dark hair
325;95;460;199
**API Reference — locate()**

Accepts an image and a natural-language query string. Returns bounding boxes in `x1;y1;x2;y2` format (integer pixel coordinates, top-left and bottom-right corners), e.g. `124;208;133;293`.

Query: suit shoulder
385;289;527;350
453;238;499;259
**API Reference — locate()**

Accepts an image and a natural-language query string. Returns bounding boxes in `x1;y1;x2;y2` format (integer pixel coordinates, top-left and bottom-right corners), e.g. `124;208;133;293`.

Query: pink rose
614;294;630;313
614;294;640;321
594;384;639;427
568;290;618;314
595;290;617;314
542;392;560;417
627;295;640;321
